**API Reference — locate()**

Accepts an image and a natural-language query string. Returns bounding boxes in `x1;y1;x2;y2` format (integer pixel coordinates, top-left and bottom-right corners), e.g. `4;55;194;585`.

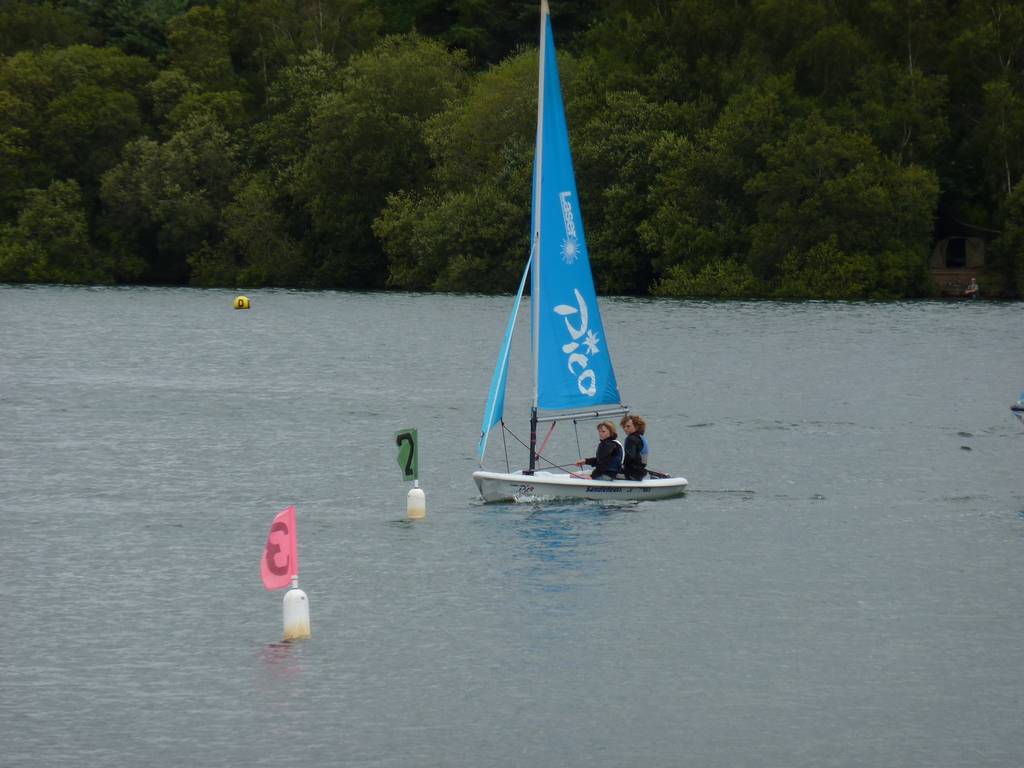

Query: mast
528;0;548;474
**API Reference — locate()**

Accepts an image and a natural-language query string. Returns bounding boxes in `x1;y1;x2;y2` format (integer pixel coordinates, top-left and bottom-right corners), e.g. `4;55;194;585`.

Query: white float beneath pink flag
261;505;298;591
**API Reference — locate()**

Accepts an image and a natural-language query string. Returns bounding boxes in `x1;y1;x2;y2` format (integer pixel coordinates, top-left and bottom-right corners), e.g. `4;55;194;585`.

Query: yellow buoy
234;296;250;310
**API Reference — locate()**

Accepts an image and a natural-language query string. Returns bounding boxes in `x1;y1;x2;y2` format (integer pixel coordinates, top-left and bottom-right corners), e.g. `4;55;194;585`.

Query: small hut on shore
930;237;985;297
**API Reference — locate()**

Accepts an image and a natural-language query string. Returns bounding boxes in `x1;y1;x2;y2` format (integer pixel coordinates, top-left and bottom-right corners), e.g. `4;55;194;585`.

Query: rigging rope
500;423;576;472
536;421;556;457
501;419;510;473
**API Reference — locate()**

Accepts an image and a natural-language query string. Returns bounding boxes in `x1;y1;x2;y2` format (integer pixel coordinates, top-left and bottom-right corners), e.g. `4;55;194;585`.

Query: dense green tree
189;171;306;287
373;0;440;34
0;0;1020;296
294;33;470;288
640;76;801;281
375;185;526;291
851;0;950;73
420;47;536;192
236;49;345;287
0;44;153;216
583;0;752;103
441;0;598;66
750;0;828;62
948;1;1024;114
746;112;938;295
573;88;696;294
790;22;872;104
223;0;381;97
377;47;535;292
653;258;766;298
61;0;189;57
249;48;342;173
42;83;143;185
945;1;1024;230
370;0;599;66
0;179;112;283
0;89;33;220
852;60;948;167
165;6;237;92
974;77;1024;201
0;0;95;55
165;88;249;133
991;184;1024;296
100;112;239;282
145;60;249;141
148;68;194;124
775;236;880;299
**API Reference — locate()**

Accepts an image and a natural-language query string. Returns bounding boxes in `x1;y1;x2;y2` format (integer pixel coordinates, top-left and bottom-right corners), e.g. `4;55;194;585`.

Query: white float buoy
282;576;310;641
407;480;426;519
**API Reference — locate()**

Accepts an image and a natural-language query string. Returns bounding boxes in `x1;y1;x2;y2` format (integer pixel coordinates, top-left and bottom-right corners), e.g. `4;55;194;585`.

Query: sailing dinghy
472;1;688;503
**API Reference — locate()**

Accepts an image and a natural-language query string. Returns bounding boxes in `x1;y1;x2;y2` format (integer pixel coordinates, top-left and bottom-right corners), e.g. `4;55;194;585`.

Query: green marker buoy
395;429;424;518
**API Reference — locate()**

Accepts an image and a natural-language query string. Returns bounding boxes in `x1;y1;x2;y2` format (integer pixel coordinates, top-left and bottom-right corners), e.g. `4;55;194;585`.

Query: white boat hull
473;469;688;503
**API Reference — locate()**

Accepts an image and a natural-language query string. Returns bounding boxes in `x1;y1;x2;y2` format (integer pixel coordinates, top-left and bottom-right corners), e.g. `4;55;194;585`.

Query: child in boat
620;414;648;480
575;421;623;480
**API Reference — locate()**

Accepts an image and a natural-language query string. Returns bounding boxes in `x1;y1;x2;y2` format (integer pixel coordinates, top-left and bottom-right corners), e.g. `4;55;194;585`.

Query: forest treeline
1;0;1022;298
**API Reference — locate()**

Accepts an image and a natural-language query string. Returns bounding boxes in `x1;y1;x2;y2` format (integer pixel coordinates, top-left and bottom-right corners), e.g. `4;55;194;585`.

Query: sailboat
472;1;688;503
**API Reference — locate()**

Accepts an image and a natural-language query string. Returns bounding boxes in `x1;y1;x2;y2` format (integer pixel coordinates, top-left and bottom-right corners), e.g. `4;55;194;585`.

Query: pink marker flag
261;505;298;590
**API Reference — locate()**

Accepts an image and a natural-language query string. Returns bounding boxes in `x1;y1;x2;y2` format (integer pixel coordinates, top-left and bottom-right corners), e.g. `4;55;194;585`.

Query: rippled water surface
1;286;1021;767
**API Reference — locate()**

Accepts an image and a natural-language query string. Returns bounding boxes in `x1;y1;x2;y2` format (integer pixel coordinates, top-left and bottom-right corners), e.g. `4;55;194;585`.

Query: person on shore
575;421;623;480
964;278;979;298
620;414;648;480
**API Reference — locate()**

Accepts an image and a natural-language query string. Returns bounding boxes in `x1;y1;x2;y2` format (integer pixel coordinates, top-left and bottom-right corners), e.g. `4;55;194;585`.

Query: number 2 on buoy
395;429;418;481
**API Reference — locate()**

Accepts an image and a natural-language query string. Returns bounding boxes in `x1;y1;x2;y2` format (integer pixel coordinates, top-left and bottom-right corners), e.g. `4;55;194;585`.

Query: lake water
1;285;1022;767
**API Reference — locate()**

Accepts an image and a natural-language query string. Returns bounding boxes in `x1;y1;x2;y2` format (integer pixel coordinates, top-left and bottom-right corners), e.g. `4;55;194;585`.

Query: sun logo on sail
561;237;579;264
555;289;599;396
559;191;582;264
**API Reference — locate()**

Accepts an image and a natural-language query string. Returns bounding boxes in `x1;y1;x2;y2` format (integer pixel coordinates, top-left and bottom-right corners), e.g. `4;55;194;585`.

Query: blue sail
532;11;621;412
477;250;533;463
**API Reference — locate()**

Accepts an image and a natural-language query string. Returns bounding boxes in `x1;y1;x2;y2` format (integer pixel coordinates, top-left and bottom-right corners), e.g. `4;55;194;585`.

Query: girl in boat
575;421;623;480
620;414;648;480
